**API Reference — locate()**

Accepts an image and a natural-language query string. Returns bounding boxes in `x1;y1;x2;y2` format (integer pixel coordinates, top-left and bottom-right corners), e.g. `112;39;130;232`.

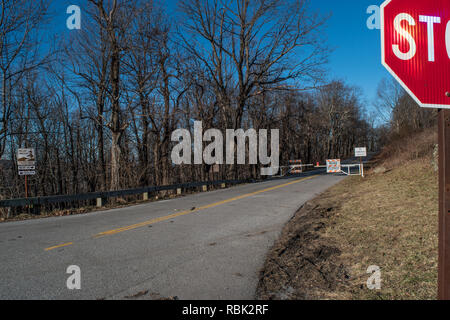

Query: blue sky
311;0;390;109
50;0;391;115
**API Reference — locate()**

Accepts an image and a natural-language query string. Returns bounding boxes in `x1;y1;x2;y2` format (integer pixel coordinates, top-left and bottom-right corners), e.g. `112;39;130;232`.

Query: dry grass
375;127;437;170
323;158;438;299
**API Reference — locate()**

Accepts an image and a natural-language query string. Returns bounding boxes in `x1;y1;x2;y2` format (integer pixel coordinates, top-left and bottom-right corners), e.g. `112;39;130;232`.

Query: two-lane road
0;172;344;300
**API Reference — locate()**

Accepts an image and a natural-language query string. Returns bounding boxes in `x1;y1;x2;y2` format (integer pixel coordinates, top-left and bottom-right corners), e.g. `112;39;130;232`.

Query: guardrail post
143;192;149;201
96;198;103;208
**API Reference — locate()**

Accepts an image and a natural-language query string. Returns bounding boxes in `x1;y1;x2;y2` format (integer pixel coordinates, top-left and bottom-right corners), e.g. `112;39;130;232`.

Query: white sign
355;147;367;157
17;148;36;166
18;166;35;170
327;159;341;173
19;171;36;176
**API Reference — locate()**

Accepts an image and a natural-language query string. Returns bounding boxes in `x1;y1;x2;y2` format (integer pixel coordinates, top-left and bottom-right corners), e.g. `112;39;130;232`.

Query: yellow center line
94;175;318;238
45;242;74;251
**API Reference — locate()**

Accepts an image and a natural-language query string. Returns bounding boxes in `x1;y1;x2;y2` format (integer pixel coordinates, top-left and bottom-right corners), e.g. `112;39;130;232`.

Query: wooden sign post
438;108;450;299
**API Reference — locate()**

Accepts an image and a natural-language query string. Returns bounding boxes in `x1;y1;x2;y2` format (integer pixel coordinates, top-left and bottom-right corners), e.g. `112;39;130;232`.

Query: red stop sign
381;0;450;108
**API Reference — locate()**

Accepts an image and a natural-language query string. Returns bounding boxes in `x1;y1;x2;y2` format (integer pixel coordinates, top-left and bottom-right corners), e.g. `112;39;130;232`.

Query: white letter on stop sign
446;21;450;59
393;13;417;60
419;15;441;62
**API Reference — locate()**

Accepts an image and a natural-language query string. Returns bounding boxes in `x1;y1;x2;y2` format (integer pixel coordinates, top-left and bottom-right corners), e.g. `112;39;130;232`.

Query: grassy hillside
257;128;439;300
326;159;438;299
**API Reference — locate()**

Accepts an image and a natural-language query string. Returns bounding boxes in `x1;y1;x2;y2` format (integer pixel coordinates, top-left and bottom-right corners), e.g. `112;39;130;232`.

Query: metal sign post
355;148;367;178
360;157;363;177
17;148;36;201
438;109;450;300
25;176;28;199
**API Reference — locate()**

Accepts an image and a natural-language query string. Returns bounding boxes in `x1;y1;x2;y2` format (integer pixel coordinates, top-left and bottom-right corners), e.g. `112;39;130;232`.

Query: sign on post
381;0;450;299
355;147;367;158
17;149;36;167
17;149;36;176
17;148;36;199
326;159;341;174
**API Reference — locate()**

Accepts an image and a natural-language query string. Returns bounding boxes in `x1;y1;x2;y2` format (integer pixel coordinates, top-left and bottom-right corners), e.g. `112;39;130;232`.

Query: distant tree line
374;77;437;147
0;0;380;201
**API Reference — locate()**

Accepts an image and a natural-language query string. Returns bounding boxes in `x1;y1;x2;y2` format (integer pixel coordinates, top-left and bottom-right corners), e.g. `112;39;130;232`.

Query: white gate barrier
340;164;364;178
275;162;314;177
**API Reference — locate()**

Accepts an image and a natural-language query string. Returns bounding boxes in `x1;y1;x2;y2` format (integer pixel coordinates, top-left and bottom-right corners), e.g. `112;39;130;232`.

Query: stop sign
381;0;450;108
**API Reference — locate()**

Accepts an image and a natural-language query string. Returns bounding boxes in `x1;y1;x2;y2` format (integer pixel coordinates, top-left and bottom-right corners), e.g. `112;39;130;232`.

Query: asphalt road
0;172;344;300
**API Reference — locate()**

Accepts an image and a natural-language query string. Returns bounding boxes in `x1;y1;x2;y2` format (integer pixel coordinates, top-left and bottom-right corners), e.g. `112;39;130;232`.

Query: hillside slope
257;128;439;300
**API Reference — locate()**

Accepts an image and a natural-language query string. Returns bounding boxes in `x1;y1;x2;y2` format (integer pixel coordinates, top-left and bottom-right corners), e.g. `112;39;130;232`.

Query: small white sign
18;166;35;170
19;171;36;176
355;147;367;157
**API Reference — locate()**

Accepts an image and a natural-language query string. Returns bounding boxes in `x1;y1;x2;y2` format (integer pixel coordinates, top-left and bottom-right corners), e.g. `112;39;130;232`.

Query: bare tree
61;4;112;191
125;1;162;186
375;77;436;136
375;78;404;128
0;0;50;159
87;0;137;191
179;0;328;128
179;0;328;178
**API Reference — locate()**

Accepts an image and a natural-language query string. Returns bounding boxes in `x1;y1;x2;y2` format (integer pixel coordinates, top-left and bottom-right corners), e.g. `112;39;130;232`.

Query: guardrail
0;178;252;210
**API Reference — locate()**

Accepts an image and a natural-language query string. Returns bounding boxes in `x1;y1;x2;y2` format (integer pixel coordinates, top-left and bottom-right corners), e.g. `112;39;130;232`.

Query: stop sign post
381;0;450;299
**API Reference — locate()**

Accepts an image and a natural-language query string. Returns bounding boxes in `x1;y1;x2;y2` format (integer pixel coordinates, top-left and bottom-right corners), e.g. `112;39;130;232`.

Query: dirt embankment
256;193;351;300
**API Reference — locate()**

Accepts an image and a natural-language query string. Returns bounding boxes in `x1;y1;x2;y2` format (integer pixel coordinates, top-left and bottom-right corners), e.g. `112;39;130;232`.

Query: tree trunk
109;46;122;191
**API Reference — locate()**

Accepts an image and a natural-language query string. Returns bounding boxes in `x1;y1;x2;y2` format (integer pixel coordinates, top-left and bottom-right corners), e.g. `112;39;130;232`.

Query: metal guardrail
0;178;252;208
